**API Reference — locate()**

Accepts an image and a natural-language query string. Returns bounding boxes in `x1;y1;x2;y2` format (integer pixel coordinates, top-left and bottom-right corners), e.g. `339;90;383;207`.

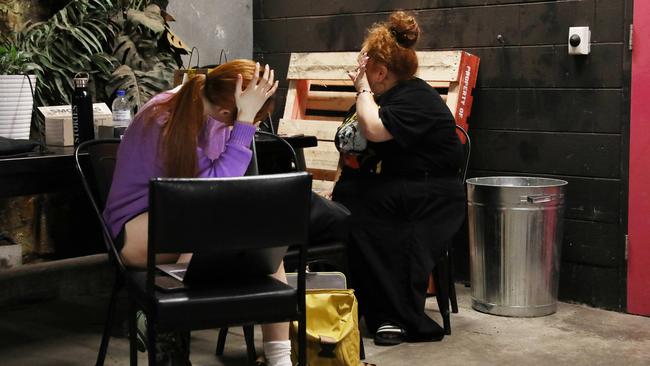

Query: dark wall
253;0;632;311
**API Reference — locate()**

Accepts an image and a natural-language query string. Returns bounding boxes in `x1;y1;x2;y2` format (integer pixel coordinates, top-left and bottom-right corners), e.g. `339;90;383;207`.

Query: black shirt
336;77;462;177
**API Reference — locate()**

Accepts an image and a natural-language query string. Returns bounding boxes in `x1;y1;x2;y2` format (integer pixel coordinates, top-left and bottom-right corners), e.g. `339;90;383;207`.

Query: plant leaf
78;25;104;50
107;62;172;109
126;5;165;34
113;34;154;71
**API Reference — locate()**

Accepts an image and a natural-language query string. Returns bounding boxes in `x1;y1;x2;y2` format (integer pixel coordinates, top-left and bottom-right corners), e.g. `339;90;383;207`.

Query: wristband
356;89;374;97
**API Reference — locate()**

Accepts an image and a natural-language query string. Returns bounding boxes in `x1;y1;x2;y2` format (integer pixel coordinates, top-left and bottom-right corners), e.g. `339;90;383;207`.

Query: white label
113;110;131;126
39;103;111;118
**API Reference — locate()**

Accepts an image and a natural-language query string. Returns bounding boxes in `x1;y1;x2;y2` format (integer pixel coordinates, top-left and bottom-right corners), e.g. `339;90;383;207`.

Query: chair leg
297;308;307;366
147;315;157;366
243;325;257;363
449;280;459;314
215;328;228;356
128;301;138;366
433;256;451;335
96;277;122;366
448;248;459;314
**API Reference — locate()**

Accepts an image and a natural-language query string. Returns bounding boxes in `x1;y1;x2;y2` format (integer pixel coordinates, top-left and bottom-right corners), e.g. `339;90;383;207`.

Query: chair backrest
147;172;312;274
256;130;299;171
74;138;124;270
246;130;300;177
455;125;471;183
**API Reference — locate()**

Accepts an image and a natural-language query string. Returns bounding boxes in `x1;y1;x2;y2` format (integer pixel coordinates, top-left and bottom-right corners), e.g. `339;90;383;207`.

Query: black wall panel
254;0;631;311
559;263;625;310
563;220;623;267
472;89;623;133
466;45;623;88
469;130;620;178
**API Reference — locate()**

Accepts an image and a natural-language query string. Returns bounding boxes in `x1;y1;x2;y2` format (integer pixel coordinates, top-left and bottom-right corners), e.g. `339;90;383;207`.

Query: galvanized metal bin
466;176;568;317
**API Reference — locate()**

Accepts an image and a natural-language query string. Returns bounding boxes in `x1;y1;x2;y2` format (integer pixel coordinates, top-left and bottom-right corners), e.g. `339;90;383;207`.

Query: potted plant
0;42;41;140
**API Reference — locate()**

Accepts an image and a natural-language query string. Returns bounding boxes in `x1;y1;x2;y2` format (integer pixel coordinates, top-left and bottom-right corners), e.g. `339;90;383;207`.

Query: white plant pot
0;243;22;269
0;75;36;140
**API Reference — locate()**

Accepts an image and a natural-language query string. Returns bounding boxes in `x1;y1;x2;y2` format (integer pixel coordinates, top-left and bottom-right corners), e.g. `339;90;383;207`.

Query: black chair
430;124;471;335
75;139;250;365
216;131;358;360
142;173;309;365
253;131;349;275
75;139;310;366
73;138;123;366
215;131;303;360
451;124;471;314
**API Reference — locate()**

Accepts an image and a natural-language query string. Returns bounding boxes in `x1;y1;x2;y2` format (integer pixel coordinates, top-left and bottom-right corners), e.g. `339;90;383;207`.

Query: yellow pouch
291;289;360;366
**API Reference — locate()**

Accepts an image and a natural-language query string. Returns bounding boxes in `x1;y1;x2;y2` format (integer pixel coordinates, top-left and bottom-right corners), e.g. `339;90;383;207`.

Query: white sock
263;340;292;366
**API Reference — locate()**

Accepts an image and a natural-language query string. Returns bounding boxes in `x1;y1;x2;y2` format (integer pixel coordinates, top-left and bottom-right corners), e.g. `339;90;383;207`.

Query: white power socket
568;26;591;55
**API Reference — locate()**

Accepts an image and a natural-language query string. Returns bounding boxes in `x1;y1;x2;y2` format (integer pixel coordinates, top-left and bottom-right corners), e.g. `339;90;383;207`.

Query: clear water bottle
111;89;132;128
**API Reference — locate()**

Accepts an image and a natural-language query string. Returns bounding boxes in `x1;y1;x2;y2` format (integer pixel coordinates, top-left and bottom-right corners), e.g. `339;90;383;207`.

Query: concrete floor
1;284;649;366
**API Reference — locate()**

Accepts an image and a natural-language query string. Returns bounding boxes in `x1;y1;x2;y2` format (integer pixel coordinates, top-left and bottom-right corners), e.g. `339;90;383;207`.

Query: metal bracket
521;194;557;204
629;24;634;51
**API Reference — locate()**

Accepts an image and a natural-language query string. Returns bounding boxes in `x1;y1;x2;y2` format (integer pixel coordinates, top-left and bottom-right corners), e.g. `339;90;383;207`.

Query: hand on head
348;52;371;92
235;62;279;123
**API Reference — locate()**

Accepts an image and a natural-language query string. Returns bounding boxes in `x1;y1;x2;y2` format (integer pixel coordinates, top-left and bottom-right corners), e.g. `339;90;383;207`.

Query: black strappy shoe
374;323;406;346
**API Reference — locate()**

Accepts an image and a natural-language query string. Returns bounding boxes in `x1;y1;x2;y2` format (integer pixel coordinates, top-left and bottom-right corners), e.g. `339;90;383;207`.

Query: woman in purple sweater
103;60;292;366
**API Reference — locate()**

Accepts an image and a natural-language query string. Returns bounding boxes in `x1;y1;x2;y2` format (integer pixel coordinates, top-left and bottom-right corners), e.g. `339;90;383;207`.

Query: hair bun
388;11;419;48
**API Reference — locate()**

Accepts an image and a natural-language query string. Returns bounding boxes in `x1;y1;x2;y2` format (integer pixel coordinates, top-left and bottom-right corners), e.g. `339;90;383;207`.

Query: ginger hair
141;59;273;177
362;10;420;80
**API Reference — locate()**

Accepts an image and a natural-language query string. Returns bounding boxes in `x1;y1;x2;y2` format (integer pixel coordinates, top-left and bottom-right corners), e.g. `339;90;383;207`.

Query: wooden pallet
278;51;480;191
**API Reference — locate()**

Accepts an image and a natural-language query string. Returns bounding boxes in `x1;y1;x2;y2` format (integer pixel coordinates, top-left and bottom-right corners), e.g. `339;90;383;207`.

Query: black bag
0;136;39;157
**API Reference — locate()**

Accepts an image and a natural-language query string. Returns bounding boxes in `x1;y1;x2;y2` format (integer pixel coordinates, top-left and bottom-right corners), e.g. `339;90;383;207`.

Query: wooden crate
278;51;480;191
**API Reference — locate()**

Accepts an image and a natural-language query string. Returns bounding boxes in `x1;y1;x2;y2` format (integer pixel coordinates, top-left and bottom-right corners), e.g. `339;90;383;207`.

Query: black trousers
333;173;465;341
309;191;351;245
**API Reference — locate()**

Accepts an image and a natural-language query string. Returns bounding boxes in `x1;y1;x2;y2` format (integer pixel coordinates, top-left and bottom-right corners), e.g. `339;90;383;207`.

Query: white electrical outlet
568;26;591;55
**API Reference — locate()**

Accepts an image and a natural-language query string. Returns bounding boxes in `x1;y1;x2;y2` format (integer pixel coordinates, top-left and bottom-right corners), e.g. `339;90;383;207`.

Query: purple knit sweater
103;91;256;239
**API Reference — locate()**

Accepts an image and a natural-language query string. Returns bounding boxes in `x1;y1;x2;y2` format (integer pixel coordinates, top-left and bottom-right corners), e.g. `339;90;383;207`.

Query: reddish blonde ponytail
142;59;275;178
161;75;205;177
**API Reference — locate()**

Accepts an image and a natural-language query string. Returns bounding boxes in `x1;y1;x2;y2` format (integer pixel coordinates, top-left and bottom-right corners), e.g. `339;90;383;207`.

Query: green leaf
108;62;172;109
126;5;165;34
77;26;104;53
108;64;143;107
91;53;118;75
49;47;77;74
53;75;71;105
59;8;72;28
78;25;104;50
84;21;109;43
21;63;43;74
113;34;154;71
69;28;97;55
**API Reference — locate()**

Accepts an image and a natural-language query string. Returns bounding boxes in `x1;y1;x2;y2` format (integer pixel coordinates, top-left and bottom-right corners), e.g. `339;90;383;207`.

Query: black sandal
374;323;406;346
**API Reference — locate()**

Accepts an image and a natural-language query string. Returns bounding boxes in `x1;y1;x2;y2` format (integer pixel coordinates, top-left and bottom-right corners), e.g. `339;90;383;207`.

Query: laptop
155;246;288;291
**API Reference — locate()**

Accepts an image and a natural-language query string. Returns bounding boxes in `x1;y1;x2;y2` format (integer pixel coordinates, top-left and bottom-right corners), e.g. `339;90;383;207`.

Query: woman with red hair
104;60;293;366
333;11;466;346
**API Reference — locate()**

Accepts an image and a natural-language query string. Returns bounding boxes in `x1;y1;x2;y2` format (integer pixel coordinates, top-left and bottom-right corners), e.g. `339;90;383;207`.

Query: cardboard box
97;125;126;139
38;103;113;146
